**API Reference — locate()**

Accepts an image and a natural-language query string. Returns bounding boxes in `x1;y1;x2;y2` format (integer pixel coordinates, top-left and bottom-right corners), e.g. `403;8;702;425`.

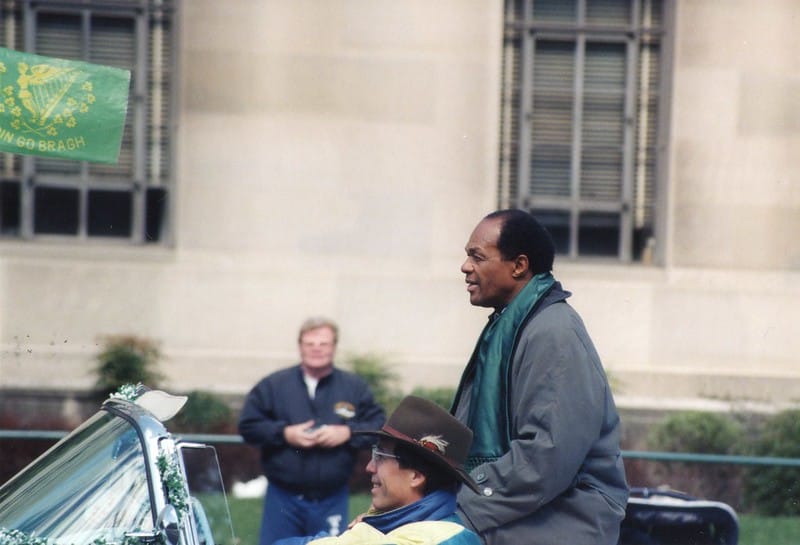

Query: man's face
461;217;522;310
366;441;422;512
298;326;336;375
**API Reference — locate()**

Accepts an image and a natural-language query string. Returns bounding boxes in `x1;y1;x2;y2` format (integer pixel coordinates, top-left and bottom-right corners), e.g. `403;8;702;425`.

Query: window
498;0;669;261
0;0;175;243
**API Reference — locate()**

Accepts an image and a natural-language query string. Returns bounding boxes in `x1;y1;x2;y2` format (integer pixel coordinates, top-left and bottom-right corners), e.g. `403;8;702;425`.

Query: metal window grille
0;0;175;244
498;0;666;261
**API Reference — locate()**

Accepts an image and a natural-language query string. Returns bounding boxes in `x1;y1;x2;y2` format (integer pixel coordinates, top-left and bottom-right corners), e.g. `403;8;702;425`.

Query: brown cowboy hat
355;395;480;493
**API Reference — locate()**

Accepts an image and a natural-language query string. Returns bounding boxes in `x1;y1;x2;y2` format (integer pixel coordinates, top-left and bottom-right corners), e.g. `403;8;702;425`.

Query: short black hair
485;209;555;274
394;442;461;495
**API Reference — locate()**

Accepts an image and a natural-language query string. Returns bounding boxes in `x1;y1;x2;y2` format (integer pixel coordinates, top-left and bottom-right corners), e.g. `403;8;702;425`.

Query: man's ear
511;254;530;279
409;469;427;493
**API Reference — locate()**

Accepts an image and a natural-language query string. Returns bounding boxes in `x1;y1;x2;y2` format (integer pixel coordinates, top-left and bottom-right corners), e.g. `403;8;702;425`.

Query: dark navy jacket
238;365;385;497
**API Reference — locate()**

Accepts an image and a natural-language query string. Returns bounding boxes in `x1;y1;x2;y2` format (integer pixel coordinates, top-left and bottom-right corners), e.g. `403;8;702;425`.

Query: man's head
356;396;479;512
297;317;338;379
461;209;554;310
367;438;463;512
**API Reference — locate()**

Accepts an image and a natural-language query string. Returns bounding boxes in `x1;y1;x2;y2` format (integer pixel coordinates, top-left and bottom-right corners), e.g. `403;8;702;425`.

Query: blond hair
298;316;339;344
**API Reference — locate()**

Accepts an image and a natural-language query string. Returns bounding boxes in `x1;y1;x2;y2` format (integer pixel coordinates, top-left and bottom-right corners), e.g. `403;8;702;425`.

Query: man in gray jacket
451;209;629;545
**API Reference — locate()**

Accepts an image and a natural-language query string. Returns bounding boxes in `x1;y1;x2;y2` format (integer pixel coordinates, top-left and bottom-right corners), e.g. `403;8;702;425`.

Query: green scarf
453;273;555;471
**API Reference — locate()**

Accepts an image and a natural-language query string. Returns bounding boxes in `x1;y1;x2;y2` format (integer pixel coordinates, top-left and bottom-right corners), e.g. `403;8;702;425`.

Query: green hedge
743;409;800;515
646;410;745;507
647;410;744;455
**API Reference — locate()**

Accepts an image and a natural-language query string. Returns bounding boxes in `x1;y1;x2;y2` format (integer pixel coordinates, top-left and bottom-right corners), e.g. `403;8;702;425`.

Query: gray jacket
454;284;629;545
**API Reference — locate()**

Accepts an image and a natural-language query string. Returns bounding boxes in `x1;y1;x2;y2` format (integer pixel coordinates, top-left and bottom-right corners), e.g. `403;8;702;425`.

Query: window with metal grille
0;0;174;243
498;0;668;261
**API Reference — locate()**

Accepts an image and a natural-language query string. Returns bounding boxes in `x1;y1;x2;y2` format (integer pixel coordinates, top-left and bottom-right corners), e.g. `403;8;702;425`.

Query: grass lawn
738;514;800;545
228;495;800;545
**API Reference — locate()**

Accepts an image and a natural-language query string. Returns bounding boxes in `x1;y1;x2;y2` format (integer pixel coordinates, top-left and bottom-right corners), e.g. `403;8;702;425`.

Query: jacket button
482;487;493;497
475;473;486;482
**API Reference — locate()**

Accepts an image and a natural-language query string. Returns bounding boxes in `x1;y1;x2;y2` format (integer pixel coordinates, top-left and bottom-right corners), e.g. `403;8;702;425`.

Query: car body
0;387;235;545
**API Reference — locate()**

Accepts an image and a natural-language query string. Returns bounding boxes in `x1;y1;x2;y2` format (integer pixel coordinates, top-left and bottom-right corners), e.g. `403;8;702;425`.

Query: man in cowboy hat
274;396;482;545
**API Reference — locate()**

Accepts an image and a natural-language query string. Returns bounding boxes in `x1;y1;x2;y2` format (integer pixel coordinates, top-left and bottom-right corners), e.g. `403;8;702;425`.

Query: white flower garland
0;528;139;545
109;383;143;402
156;451;190;523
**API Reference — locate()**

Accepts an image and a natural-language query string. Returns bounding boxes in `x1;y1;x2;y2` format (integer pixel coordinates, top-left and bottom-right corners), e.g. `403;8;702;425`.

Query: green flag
0;47;131;164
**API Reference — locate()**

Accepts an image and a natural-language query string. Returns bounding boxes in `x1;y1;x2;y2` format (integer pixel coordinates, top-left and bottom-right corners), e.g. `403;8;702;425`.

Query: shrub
648;411;744;455
646;410;745;505
171;390;234;434
344;353;456;414
94;335;164;397
409;386;456;410
344;353;403;414
743;409;800;515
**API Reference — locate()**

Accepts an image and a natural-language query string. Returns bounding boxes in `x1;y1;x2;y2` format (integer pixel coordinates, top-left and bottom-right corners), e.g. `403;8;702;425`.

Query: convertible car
0;386;235;545
0;385;740;545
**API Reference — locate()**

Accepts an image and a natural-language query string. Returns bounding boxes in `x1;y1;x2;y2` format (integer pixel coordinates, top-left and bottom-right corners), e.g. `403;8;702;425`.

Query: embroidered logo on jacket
334;401;356;419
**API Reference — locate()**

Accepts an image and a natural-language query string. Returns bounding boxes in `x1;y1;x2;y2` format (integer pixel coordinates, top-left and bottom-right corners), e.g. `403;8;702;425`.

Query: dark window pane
578;212;619;256
532;209;570;255
89;14;137;179
88;189;132;237
36;12;82;59
530;40;574;198
530;145;572;197
33;12;85;176
633;226;655;262
533;0;576;22
34;186;80;235
145;188;167;243
586;0;631;25
1;180;20;234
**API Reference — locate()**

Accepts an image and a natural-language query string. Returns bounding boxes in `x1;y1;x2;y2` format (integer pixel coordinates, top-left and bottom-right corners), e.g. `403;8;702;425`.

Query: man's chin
469;295;491;308
369;495;388;513
301;362;334;378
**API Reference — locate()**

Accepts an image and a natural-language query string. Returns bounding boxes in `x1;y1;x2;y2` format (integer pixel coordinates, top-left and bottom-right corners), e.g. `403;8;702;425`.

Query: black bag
619;487;739;545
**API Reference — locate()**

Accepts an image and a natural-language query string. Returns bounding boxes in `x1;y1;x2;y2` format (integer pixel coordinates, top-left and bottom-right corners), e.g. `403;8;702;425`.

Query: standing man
452;209;629;545
239;317;385;545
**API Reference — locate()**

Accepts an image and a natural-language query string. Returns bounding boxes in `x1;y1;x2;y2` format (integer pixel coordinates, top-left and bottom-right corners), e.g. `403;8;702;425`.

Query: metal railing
4;429;800;467
623;450;800;467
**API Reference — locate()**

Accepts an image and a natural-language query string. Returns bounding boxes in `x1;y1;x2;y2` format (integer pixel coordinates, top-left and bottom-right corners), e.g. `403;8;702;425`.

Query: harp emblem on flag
0;60;96;138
